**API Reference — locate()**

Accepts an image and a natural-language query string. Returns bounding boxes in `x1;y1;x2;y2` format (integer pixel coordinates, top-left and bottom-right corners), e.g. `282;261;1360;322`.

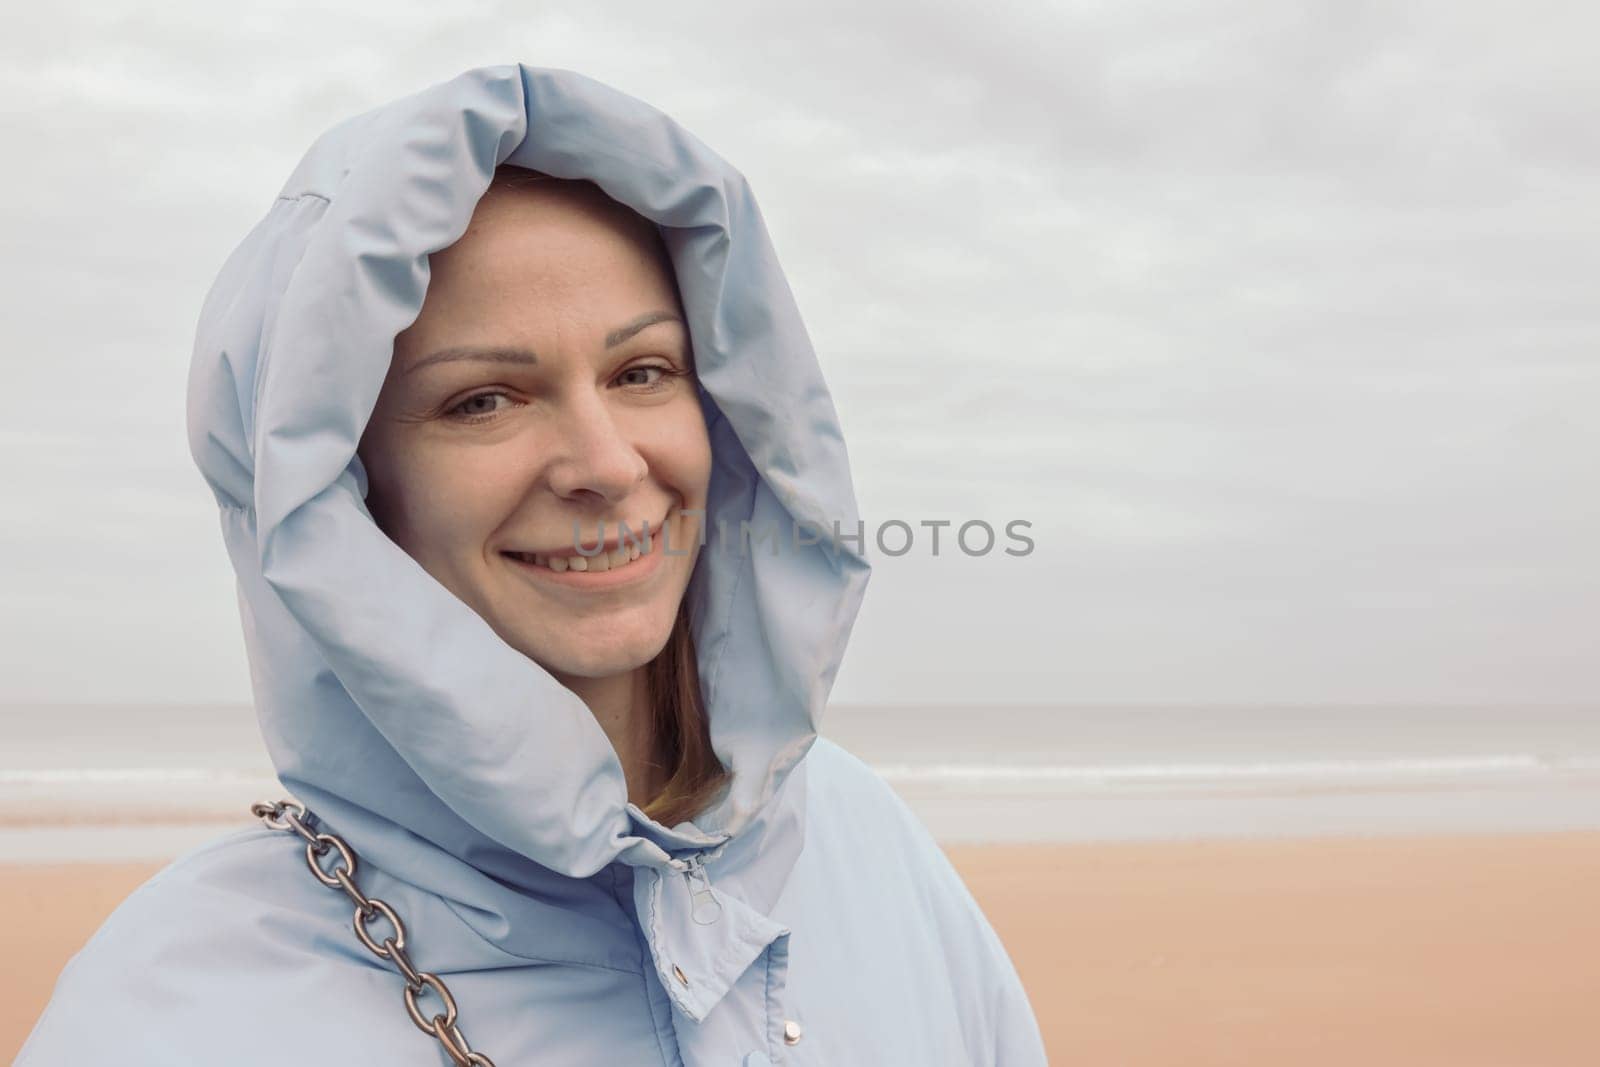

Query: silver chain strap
250;799;498;1066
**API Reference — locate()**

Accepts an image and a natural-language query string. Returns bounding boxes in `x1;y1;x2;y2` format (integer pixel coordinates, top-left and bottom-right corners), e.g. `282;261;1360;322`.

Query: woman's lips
501;532;667;589
507;539;644;572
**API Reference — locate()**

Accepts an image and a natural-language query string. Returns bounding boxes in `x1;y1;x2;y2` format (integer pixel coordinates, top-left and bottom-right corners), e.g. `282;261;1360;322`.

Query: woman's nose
544;392;648;504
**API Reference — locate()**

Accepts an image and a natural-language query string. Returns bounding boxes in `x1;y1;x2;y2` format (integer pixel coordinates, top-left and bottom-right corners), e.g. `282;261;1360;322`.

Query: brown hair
641;599;733;826
488;164;732;827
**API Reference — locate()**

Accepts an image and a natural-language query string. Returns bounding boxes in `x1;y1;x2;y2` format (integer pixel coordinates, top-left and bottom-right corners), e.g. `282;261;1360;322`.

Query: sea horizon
3;700;1598;861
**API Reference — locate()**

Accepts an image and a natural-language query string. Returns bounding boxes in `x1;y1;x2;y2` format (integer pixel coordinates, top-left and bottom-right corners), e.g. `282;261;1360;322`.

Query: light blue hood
185;62;870;1020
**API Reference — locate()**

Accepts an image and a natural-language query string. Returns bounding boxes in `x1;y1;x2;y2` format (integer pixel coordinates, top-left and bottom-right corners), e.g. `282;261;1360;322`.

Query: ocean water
2;702;1598;861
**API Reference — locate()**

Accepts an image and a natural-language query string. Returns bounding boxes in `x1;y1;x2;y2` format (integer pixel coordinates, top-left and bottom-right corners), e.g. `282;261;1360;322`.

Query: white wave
0;768;274;785
868;754;1560;786
0;754;1587;794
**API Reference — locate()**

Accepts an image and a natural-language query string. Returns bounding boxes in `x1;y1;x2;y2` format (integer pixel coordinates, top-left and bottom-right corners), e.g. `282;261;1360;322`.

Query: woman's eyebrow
404;345;539;376
405;311;685;377
604;309;684;348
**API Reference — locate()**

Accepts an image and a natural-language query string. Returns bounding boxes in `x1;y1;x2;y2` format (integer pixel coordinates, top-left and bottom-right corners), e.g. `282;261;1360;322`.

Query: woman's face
357;178;711;685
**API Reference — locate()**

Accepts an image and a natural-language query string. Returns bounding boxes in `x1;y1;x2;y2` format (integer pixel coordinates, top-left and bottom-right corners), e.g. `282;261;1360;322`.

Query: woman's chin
517;627;672;682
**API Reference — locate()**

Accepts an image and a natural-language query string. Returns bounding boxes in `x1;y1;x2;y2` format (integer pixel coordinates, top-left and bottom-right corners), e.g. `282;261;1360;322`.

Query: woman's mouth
505;540;647;573
500;529;669;590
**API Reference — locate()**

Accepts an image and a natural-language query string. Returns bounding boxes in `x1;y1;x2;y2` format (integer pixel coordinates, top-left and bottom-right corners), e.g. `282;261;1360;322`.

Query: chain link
251;799;498;1066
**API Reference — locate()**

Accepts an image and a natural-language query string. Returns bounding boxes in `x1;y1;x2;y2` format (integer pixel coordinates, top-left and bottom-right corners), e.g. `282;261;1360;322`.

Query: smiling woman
16;64;1046;1066
356;167;725;821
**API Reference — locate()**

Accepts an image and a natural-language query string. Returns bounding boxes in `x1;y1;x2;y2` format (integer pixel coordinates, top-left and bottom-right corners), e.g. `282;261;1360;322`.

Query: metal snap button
783;1019;804;1045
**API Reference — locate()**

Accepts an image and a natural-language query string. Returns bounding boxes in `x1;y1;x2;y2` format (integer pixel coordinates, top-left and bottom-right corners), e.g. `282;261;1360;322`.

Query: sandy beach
5;830;1596;1065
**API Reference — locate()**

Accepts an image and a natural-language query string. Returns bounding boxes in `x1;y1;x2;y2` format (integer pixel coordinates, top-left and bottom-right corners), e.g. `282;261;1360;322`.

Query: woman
20;63;1046;1066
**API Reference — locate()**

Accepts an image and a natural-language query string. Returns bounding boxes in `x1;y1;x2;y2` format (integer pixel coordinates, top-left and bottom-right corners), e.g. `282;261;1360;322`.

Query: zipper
677;851;725;926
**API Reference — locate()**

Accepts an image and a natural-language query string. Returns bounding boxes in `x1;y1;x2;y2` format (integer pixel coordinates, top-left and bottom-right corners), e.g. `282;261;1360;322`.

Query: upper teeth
515;542;644;572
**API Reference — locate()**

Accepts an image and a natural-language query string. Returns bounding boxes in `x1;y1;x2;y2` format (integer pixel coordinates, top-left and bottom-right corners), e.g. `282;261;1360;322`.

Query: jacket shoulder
17;828;410;1065
803;735;949;864
800;735;1049;1066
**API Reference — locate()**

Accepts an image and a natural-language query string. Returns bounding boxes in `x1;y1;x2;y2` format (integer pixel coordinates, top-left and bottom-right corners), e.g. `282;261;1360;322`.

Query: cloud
1;1;1595;704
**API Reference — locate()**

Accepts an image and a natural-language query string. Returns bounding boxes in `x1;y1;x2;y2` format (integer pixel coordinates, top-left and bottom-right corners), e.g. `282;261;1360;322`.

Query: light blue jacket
19;63;1047;1067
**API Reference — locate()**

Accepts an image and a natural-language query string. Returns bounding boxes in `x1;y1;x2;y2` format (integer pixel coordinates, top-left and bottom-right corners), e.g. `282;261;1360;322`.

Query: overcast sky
1;1;1595;707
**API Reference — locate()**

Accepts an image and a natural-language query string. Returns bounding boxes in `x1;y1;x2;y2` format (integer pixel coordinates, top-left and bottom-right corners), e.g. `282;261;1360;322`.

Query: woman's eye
446;391;516;422
445;367;677;423
619;365;665;388
618;364;680;391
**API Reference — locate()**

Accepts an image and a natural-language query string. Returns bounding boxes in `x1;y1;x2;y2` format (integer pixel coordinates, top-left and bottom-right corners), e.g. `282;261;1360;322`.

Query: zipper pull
679;852;724;926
